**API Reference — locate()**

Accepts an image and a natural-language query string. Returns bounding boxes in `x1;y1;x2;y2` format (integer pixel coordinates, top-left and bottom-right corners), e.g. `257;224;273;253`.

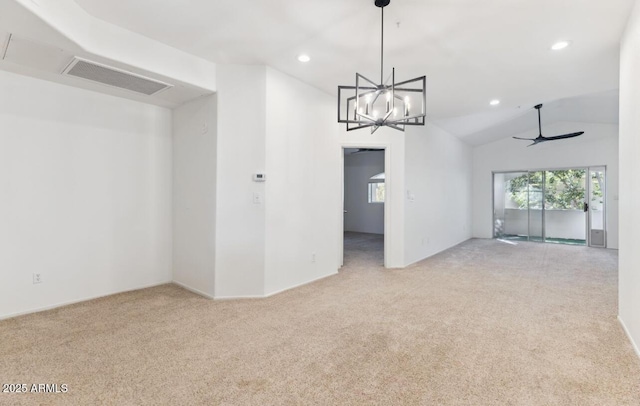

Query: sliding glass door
493;167;606;246
588;167;606;247
543;169;587;244
493;172;528;240
528;171;544;242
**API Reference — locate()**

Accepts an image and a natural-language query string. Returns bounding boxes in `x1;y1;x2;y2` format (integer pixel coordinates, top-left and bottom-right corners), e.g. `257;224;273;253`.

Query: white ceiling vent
62;57;172;96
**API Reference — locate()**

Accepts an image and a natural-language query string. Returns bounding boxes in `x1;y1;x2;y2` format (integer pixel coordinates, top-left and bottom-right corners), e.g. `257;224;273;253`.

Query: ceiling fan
349;148;383;154
513;104;584;146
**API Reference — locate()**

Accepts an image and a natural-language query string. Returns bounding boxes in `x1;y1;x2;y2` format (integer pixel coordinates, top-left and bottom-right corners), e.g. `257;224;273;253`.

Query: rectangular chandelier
338;69;426;133
337;0;426;133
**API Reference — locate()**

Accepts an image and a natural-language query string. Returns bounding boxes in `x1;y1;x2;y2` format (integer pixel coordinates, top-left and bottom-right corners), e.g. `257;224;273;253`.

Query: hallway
343;231;384;268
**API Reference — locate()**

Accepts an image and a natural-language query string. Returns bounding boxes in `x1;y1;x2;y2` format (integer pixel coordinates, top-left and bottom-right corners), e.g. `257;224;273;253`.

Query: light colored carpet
1;236;640;405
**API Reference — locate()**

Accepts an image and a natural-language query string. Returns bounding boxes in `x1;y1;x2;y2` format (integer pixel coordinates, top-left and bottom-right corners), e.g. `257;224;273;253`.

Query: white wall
472;122;619;248
214;65;266;298
264;67;341;295
0;70;173;319
344;151;385;234
339;122;472;268
618;0;640;358
404;123;473;266
211;65;341;297
172;95;217;298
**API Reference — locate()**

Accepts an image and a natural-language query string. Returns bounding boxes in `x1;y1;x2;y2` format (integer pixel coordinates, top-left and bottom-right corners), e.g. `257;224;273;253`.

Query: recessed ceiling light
297;54;311;63
490;99;500;106
551;41;570;50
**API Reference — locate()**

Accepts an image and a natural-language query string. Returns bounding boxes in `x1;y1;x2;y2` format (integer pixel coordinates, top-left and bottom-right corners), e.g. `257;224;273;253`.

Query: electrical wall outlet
33;273;42;284
311;253;316;263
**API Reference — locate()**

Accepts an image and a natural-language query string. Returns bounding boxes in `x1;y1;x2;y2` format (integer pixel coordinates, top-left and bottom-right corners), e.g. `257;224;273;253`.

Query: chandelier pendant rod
380;5;384;84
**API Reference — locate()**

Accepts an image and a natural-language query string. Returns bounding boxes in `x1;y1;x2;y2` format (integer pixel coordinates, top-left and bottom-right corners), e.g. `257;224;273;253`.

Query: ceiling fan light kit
338;0;426;133
513;104;584;146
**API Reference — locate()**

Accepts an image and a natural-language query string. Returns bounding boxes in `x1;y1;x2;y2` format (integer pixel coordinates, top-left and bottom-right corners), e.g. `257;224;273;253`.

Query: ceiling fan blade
352;148;383;154
515;104;584;147
527;139;544;147
542;131;584;141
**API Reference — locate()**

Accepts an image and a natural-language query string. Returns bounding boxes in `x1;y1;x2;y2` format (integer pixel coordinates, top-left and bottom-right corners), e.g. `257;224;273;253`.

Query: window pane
368;182;385;203
544;169;586;210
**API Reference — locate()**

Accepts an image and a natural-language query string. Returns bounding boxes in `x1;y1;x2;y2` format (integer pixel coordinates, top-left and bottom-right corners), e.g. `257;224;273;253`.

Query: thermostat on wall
253;173;266;182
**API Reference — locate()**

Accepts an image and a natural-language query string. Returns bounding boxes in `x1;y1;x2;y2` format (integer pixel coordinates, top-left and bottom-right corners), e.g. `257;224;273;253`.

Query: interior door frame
340;143;391;268
492;165;606;246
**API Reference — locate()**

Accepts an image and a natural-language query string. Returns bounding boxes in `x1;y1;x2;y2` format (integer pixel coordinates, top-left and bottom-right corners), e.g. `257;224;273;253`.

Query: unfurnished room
1;0;640;404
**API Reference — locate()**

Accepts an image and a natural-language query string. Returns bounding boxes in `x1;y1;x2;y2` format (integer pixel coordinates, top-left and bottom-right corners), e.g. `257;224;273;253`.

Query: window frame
368;173;385;204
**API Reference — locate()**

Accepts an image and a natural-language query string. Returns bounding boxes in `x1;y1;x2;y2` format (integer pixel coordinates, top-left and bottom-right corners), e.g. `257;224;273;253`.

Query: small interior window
368;173;385;203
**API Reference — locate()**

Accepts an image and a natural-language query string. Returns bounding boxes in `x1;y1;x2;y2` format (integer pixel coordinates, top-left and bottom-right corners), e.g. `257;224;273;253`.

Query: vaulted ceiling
4;0;633;143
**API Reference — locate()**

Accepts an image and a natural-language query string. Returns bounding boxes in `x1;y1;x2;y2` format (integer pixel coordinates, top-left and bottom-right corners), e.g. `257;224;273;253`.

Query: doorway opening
341;147;386;268
493;167;606;247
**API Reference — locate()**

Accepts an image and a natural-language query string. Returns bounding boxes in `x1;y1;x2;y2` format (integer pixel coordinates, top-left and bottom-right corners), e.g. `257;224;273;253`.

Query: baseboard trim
172;281;215;299
214;295;266;300
0;280;172;321
618;315;640;360
264;271;339;298
403;237;472;268
213;271;339;300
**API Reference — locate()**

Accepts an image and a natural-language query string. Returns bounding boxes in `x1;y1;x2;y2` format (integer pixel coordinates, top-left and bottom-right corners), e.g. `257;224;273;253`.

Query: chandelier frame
337;0;426;133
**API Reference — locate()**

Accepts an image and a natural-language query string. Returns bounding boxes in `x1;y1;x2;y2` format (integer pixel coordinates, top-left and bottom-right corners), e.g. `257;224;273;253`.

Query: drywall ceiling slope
448;90;619;146
0;0;79;51
0;0;216;107
74;0;633;120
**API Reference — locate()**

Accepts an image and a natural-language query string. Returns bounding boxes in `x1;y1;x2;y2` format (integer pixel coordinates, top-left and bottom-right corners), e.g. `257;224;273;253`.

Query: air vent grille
62;58;172;95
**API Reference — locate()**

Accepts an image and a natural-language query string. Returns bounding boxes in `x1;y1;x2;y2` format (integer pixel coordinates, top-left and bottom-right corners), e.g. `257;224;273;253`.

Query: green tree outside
508;170;602;210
